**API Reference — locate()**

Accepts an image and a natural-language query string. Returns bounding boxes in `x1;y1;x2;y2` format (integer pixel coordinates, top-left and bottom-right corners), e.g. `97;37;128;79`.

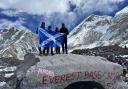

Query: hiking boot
39;53;42;56
51;53;54;55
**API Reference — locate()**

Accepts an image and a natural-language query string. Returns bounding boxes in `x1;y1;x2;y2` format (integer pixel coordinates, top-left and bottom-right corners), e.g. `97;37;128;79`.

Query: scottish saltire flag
38;28;64;48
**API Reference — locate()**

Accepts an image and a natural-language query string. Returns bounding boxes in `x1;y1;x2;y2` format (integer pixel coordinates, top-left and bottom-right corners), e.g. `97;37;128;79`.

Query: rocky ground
0;57;22;88
71;45;128;83
0;53;39;89
72;45;128;67
0;45;128;88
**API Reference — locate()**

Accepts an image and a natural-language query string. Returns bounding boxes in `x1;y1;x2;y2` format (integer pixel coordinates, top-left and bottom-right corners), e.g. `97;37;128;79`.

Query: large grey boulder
19;54;122;89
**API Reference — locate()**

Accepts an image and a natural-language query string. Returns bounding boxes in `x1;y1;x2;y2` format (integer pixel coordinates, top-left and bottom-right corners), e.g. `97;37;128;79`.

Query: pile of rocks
72;45;128;83
0;57;22;89
72;45;128;69
0;53;39;89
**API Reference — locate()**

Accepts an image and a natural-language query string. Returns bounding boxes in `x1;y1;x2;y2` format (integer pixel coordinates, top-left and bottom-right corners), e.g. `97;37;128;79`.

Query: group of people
36;22;69;55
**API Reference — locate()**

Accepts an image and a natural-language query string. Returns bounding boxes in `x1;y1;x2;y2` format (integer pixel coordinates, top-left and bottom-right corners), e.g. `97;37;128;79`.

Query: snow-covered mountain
0;28;38;60
68;6;128;50
114;6;128;22
0;9;41;60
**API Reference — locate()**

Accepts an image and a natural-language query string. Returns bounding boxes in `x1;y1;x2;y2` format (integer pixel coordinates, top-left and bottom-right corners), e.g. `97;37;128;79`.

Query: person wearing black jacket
59;23;69;54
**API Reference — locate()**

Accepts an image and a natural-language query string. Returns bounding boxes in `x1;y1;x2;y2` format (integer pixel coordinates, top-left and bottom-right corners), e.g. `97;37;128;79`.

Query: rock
16;53;39;80
2;53;39;89
71;45;128;68
18;54;119;89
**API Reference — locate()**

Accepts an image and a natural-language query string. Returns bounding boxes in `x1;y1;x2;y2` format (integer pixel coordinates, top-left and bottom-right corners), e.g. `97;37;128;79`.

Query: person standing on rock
55;27;61;54
47;26;54;55
36;21;47;55
59;23;69;54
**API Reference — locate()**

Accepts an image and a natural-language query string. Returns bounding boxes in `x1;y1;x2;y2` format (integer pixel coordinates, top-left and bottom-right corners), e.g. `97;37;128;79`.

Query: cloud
0;0;69;15
42;0;125;30
0;0;125;15
70;0;125;14
0;0;126;30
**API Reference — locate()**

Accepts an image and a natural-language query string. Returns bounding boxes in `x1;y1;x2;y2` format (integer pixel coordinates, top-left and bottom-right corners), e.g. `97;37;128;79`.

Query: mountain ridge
68;6;128;50
0;28;38;60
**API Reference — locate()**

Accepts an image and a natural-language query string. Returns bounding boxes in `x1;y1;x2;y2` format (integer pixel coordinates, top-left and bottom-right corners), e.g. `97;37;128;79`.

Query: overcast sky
0;0;126;15
0;0;127;30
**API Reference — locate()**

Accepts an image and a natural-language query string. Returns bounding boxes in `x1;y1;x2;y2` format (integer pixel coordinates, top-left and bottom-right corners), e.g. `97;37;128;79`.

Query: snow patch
115;6;128;17
0;66;17;72
0;82;6;87
5;73;14;78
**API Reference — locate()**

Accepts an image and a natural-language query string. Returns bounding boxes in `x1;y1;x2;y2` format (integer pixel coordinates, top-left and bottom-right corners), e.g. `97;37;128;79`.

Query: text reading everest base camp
29;69;124;89
34;69;120;84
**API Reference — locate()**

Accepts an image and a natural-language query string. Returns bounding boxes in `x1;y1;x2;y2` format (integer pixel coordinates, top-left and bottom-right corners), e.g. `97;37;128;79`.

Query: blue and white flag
38;28;64;48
